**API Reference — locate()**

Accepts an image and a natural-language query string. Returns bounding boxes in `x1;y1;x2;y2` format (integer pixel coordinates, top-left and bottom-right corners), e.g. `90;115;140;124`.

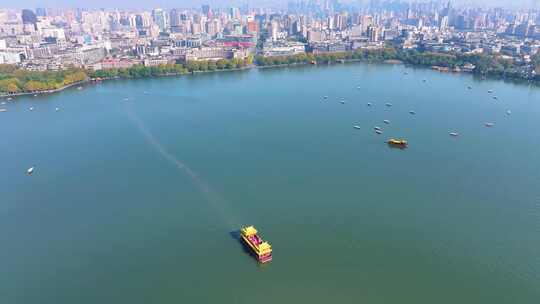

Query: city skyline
1;0;539;9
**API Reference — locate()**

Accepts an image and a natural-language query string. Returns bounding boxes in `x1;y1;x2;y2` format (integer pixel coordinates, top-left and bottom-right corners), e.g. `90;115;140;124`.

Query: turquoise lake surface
1;63;539;303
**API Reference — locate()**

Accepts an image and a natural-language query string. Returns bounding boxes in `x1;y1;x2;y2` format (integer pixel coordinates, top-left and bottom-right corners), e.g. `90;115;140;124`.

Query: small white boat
357;86;361;89
409;110;416;115
7;97;12;101
0;108;6;112
55;107;60;111
385;103;393;107
33;94;38;97
123;98;129;101
485;122;495;127
1;101;5;105
467;86;472;89
506;110;511;115
367;103;372;107
323;96;328;99
383;120;390;124
449;132;459;137
404;72;409;75
493;96;498;100
375;129;383;134
487;90;493;93
27;167;34;175
374;126;382;131
29;107;34;111
340;100;345;104
353;125;361;129
77;86;83;90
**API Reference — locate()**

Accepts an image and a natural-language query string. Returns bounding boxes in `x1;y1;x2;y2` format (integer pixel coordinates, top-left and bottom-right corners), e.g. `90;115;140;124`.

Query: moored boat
383;119;390;124
353;125;361;129
449;132;459;137
485;122;495;127
27;167;34;175
387;138;408;147
375;129;383;134
385;103;393;107
240;226;272;263
367;102;372;107
409;110;416;115
0;108;6;112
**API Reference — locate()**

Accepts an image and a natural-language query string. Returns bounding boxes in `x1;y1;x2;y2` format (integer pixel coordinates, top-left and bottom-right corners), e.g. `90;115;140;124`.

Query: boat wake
124;105;237;229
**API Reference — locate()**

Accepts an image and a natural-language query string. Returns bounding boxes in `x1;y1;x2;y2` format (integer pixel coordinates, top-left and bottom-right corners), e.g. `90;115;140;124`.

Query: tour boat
449;132;459;137
388;138;408;147
240;226;272;263
485;122;495;127
353;125;361;129
383;119;390;124
27;167;34;175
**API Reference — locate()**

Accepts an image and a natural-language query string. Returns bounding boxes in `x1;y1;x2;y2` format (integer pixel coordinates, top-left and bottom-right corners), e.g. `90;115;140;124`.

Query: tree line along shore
1;47;539;96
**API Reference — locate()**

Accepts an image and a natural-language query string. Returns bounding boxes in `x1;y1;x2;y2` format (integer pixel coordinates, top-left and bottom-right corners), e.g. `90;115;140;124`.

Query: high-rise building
367;25;379;42
439;15;449;31
229;7;241;20
36;8;47;17
170;9;180;29
247;21;259;34
22;9;37;28
135;15;144;29
152;8;167;32
202;4;211;17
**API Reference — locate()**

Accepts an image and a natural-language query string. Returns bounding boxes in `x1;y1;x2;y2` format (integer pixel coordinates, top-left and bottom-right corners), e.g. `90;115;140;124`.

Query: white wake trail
125;105;237;230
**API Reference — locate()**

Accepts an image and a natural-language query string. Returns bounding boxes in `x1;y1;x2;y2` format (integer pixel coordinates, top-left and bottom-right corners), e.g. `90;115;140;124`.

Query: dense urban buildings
0;1;539;78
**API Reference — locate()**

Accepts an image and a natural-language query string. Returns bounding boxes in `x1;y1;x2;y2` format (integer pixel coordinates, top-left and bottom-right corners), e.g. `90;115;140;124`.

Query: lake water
1;63;539;304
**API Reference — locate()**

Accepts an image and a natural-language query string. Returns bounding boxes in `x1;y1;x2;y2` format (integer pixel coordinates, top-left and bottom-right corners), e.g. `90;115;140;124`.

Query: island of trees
1;49;539;95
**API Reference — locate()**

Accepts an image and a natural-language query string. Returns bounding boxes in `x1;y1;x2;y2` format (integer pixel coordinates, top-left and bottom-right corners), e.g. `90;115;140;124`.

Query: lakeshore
3;58;539;100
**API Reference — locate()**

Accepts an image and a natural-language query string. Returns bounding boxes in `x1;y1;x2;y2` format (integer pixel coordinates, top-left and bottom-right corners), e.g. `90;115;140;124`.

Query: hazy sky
0;0;538;9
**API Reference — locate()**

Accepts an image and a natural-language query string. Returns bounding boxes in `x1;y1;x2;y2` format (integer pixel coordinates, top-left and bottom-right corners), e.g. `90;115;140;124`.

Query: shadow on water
387;143;408;150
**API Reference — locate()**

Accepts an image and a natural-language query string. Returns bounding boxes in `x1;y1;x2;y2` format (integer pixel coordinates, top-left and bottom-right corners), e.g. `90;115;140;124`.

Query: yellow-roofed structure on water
240;226;273;263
